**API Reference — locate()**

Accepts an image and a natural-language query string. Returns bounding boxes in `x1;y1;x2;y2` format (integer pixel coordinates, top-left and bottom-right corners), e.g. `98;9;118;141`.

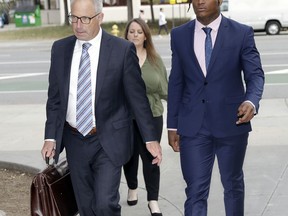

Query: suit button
202;99;205;103
204;82;208;85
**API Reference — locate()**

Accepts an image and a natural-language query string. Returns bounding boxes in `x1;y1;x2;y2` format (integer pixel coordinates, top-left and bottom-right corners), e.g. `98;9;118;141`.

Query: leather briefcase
30;158;78;216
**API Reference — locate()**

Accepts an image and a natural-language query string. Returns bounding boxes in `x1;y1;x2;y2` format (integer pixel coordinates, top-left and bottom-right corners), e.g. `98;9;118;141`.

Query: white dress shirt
66;28;102;128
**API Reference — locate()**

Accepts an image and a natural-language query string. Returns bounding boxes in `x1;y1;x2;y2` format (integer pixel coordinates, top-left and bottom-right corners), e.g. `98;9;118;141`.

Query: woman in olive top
123;18;167;216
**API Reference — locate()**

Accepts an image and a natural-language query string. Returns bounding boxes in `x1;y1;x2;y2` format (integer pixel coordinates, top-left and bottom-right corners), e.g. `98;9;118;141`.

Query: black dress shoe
127;189;138;206
127;199;138;206
148;204;163;216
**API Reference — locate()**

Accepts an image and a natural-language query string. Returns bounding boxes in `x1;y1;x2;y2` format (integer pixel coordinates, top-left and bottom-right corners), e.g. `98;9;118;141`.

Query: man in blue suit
41;0;162;215
167;0;264;215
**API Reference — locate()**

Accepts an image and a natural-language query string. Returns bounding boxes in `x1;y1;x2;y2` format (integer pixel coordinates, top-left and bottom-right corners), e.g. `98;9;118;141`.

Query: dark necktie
76;43;93;136
202;27;212;70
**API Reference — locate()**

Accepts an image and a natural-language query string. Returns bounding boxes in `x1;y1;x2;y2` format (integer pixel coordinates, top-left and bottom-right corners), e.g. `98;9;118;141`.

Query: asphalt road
0;33;287;104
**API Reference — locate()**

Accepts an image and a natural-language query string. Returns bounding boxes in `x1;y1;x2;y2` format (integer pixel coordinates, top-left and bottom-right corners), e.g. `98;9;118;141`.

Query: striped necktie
76;43;93;136
203;27;212;70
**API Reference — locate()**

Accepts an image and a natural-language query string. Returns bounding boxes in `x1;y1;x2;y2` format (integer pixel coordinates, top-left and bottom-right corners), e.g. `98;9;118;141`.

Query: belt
65;122;97;136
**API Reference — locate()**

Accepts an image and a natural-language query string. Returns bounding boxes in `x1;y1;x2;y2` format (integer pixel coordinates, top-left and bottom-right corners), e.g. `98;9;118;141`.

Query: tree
125;0;155;23
149;0;155;23
127;0;133;21
64;0;69;25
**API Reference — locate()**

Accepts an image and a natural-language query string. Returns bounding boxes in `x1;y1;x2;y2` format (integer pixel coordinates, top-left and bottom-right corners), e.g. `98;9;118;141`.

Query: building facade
39;0;192;25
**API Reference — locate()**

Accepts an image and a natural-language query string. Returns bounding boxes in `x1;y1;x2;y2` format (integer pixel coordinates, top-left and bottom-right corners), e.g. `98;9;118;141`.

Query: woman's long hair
124;18;160;68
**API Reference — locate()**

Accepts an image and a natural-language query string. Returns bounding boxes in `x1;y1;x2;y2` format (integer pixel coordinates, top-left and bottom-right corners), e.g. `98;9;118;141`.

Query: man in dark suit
41;0;162;215
167;0;264;215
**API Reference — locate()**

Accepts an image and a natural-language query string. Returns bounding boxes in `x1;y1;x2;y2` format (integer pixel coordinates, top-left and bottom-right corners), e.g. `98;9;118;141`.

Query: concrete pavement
1;98;288;215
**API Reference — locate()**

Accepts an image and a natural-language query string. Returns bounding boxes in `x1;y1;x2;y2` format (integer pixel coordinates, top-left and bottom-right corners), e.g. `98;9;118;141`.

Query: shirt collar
77;27;102;48
195;14;222;33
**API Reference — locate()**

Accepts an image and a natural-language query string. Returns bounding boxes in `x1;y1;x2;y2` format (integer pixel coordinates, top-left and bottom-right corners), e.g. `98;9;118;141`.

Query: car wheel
265;21;280;35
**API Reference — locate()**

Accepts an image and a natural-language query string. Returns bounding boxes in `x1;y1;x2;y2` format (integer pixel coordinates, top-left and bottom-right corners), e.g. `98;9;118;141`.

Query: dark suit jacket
45;30;157;166
167;15;264;138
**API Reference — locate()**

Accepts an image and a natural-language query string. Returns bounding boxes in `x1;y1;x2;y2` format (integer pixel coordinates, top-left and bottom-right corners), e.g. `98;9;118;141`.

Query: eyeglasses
68;12;100;24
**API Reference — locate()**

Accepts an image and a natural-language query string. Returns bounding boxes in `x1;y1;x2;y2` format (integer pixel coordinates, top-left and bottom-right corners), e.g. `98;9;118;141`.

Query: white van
220;0;288;35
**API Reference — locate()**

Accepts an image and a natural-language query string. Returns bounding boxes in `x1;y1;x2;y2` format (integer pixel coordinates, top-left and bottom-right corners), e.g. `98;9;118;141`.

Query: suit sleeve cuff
245;100;256;114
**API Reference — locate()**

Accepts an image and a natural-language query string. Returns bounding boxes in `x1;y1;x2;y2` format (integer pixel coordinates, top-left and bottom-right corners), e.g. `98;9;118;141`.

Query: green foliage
0;25;73;40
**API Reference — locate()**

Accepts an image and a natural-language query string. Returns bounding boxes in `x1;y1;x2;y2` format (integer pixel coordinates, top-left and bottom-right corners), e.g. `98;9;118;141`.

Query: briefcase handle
45;157;54;166
45;157;70;176
45;156;49;165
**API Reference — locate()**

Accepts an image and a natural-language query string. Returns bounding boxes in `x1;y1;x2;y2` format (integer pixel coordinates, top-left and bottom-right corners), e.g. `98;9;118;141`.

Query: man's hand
236;101;255;125
41;140;56;161
146;141;162;166
168;130;180;152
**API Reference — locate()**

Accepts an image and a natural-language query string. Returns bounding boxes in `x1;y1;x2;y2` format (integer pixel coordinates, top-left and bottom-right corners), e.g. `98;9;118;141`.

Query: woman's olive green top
141;56;168;117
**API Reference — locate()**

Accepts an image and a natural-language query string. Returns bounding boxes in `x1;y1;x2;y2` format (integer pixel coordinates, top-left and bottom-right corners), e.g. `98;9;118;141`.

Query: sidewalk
0;98;288;215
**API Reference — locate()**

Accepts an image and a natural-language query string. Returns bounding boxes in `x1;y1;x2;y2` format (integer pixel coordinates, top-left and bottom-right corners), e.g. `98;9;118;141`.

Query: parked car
221;0;288;35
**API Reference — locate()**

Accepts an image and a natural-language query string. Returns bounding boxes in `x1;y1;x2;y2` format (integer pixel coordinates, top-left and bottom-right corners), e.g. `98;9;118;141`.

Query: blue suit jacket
167;16;264;138
45;31;157;165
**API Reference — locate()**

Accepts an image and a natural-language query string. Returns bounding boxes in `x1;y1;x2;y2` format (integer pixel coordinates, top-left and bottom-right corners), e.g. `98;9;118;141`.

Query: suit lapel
63;36;77;106
207;16;228;76
95;31;111;104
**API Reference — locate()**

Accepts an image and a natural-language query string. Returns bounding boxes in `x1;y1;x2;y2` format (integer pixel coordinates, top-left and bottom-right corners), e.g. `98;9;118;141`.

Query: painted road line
0;72;48;80
0;90;47;94
265;69;288;74
0;60;49;65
